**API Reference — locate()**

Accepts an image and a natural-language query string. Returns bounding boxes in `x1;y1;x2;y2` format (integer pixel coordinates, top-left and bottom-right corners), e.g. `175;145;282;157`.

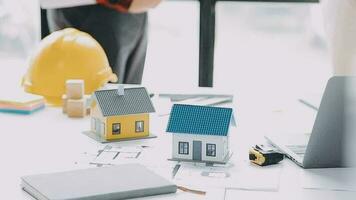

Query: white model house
166;104;234;164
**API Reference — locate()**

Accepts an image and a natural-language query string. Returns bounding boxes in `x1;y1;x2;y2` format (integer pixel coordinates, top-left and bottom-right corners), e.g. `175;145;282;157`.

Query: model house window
112;123;121;135
206;144;216;157
178;142;189;155
135;121;144;132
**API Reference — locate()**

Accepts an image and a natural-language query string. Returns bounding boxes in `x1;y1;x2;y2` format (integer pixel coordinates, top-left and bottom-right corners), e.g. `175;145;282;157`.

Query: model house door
100;122;105;137
193;141;202;161
95;119;101;134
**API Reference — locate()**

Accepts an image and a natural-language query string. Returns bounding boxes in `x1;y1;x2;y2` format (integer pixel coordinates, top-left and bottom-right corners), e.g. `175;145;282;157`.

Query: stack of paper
0;92;45;114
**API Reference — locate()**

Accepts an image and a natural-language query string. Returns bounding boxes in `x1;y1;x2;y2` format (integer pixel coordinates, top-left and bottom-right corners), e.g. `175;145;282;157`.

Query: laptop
265;76;356;168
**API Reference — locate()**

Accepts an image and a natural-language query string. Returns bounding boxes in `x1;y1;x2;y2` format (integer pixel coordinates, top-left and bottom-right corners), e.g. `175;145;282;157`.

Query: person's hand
97;0;162;13
128;0;162;13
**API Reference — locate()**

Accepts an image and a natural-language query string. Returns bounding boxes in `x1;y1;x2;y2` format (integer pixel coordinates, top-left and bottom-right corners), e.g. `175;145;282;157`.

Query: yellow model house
90;86;155;141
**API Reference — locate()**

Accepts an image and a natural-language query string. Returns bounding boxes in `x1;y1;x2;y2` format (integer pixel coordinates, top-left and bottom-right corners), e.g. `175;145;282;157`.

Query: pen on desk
171;164;181;178
298;99;318;111
177;185;206;195
171;164;206;196
135;151;141;158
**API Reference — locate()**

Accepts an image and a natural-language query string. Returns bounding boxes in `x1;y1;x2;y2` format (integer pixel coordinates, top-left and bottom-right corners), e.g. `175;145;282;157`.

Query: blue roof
166;104;233;136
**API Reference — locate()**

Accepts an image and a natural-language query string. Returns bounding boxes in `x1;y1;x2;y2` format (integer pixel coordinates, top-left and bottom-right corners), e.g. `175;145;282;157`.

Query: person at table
46;0;162;84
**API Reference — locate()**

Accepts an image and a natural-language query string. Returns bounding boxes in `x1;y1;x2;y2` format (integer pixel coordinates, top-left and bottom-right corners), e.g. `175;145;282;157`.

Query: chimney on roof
117;84;124;96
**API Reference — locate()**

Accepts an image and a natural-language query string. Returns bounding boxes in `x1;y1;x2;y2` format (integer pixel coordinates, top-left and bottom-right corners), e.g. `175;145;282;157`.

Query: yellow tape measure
249;145;284;166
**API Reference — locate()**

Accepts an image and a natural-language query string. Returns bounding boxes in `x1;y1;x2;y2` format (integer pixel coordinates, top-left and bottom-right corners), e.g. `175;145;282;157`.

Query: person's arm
97;0;162;13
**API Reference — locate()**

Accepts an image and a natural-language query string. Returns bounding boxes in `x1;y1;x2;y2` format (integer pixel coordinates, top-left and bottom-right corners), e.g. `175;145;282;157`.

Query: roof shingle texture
166;104;233;136
94;87;155;117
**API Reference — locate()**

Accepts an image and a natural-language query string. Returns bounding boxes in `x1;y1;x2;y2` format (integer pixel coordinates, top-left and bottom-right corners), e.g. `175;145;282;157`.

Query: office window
135;121;144;133
178;142;189;155
112;123;121;135
0;1;40;59
206;144;216;157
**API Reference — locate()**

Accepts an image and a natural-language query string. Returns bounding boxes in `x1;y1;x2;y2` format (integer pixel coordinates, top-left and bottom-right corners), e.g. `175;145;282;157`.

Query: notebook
21;164;177;200
0;91;45;114
0;92;44;106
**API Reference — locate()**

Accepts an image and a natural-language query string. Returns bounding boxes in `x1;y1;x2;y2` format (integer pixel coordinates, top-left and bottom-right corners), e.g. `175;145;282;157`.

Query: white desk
0;93;355;200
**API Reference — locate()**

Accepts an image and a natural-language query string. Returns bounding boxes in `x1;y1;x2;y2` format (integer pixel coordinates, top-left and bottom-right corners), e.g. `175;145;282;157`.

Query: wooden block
62;94;68;114
67;99;85;118
66;79;84;99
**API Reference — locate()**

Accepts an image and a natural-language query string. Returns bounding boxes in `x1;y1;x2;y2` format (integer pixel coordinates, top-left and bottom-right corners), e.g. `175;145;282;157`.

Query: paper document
76;145;147;168
40;0;96;9
174;162;281;192
224;189;279;200
301;168;356;192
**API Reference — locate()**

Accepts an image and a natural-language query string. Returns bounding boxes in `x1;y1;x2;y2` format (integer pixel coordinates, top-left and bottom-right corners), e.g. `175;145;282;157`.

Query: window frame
206;143;216;157
178;142;189;155
112;123;121;135
135;121;145;133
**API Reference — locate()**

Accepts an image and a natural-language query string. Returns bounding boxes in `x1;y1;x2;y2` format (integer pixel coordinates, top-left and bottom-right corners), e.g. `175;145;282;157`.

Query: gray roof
94;87;155;117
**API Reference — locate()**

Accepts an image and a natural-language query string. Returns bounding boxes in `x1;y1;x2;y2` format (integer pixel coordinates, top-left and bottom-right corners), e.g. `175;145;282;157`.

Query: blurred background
0;0;331;96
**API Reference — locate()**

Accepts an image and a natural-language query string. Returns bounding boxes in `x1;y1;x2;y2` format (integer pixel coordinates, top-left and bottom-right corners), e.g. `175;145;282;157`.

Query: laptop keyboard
286;145;307;155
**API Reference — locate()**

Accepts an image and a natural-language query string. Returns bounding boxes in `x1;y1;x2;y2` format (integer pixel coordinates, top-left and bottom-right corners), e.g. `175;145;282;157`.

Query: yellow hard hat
23;28;118;106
